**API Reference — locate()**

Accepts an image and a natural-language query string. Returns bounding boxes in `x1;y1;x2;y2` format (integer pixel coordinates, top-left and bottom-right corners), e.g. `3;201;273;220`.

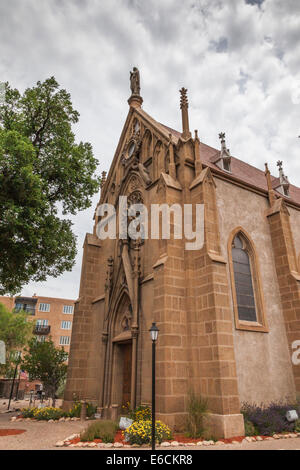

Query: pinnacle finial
219;132;225;141
180;87;189;109
100;171;107;188
179;87;191;139
277;160;283;171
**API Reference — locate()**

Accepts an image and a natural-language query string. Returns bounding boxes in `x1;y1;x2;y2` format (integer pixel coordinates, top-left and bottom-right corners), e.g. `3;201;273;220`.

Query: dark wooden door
122;343;132;406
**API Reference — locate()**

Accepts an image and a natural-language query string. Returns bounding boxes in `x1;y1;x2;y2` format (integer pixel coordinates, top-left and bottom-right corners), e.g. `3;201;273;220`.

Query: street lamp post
149;322;159;451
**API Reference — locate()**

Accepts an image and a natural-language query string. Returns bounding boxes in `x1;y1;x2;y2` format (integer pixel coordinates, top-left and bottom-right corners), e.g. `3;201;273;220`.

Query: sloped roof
160;123;300;207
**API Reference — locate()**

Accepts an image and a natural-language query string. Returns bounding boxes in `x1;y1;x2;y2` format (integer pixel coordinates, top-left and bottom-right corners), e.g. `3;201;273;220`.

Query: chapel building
64;69;300;438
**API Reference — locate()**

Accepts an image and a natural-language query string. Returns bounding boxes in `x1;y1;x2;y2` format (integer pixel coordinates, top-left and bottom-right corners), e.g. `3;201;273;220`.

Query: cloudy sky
1;0;299;300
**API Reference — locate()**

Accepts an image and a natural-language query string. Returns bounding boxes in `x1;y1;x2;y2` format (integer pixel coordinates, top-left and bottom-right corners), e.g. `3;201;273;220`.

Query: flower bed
56;430;300;448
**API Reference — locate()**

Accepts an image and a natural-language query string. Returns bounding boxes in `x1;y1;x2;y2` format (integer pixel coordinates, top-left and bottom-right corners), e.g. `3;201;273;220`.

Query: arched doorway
109;293;134;407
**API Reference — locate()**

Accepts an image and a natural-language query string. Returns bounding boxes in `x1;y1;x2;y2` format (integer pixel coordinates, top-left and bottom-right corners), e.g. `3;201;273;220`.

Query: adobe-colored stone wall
215;178;296;404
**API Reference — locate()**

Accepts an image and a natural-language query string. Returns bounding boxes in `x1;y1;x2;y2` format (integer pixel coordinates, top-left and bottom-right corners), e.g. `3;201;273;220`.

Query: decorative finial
219;132;225;141
180;87;189;109
265;163;270;174
179;87;191;139
275;160;290;196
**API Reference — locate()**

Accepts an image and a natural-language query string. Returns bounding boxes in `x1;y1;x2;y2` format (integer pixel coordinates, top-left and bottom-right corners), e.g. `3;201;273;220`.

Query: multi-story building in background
0;294;75;354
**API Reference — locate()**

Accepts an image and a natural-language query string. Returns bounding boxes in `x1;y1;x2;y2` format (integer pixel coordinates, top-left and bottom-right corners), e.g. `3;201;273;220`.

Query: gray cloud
0;0;299;298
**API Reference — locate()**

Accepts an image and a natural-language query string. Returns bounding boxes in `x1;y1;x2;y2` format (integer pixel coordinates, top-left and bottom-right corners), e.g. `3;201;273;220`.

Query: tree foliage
0;302;33;377
0;77;100;294
21;337;68;406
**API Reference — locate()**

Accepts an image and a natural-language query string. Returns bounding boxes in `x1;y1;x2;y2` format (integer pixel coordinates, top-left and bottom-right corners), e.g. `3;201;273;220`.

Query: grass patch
80;420;118;442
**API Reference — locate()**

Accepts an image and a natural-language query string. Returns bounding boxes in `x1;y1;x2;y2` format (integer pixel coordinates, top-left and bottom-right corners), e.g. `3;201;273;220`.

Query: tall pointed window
232;235;256;322
229;230;268;332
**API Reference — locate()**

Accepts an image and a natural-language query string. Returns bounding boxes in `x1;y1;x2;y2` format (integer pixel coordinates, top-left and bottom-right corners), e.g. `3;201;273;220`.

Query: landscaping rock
273;435;280;439
161;442;171;447
55;441;65;447
208;440;215;445
114;442;124;448
171;441;179;447
186;442;196;446
64;434;78;441
256;436;263;441
231;440;240;445
215;441;225;445
88;442;97;447
104;443;114;448
202;441;210;446
196;441;203;446
59;417;65;422
119;417;134;430
10;417;16;422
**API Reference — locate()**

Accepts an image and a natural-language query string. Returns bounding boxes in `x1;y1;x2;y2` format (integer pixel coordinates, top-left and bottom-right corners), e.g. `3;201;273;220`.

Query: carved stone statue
130;67;140;96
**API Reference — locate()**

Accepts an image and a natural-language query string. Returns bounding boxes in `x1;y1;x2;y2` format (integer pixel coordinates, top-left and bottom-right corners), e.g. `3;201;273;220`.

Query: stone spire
128;67;143;108
218;132;231;171
168;133;176;179
180;87;191;140
100;171;107;188
264;163;276;206
276;160;290;197
194;129;202;175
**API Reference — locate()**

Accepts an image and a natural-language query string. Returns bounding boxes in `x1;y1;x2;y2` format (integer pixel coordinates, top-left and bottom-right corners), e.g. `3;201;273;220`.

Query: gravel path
0;412;87;450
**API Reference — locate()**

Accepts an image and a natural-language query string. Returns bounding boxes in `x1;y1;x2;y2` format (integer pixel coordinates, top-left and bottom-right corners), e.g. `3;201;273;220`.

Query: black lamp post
149;322;159;451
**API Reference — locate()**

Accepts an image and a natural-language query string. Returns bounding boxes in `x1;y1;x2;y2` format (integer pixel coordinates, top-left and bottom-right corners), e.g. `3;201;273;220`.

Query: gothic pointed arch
109;288;132;340
228;227;268;332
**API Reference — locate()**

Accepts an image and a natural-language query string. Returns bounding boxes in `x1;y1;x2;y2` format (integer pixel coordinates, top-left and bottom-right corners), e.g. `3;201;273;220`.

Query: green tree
0;77;100;295
21;337;68;406
0;302;33;377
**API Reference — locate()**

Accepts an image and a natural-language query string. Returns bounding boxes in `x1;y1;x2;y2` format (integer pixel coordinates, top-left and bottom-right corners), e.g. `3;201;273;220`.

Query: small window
39;303;50;312
61;321;72;330
60;336;70;345
36;319;49;326
63;305;73;314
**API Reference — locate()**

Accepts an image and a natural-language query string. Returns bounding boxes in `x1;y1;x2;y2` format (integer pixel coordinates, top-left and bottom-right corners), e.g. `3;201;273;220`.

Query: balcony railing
33;325;51;335
14;306;36;315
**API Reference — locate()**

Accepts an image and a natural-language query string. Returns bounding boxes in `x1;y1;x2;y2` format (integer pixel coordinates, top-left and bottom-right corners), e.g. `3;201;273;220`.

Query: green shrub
80;420;118;442
244;420;258;436
185;390;209;438
295;420;300;433
68;401;97;418
125;420;172;445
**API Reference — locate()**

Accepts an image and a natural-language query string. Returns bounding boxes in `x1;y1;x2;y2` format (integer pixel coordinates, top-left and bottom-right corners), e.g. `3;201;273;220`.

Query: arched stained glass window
232;234;257;322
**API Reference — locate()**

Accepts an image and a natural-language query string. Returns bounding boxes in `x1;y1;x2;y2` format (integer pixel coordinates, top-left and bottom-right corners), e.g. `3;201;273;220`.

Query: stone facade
63;72;300;438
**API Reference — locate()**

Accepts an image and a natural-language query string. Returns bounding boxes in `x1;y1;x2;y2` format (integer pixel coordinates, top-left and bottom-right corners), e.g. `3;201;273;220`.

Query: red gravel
0;429;26;437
